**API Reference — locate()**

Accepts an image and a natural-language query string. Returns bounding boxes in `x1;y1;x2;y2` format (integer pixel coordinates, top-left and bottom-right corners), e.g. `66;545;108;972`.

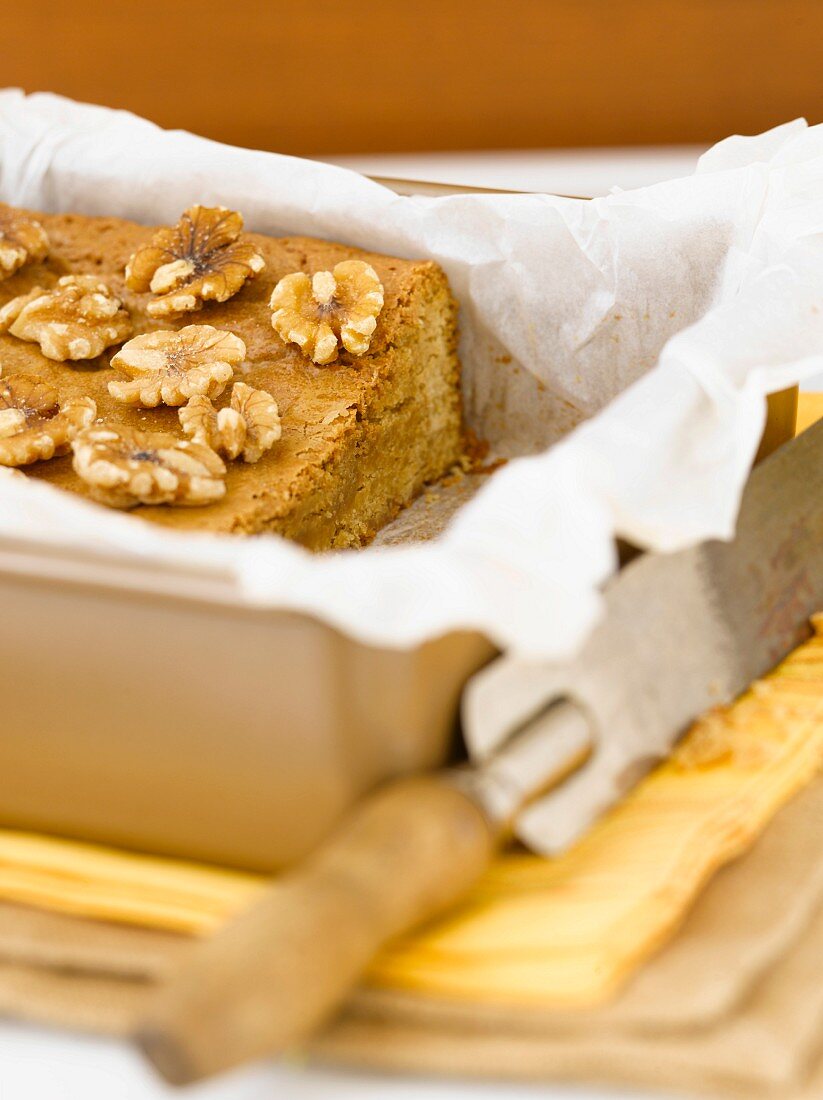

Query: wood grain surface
4;1;821;155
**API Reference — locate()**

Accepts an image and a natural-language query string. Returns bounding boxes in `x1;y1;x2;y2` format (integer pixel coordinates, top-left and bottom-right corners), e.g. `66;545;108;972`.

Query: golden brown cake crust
0;211;465;549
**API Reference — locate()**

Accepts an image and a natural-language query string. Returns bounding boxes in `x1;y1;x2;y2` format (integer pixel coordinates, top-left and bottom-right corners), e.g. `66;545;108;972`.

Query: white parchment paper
1;91;823;658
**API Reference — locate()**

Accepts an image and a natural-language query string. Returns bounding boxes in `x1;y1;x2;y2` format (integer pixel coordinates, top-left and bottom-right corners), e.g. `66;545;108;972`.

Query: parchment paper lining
1;91;823;657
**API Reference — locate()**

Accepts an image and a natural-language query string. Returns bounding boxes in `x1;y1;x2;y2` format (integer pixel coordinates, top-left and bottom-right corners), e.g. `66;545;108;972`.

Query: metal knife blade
463;416;823;855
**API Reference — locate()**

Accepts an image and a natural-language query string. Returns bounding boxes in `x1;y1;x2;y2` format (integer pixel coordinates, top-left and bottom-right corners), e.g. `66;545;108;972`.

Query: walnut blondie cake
0;204;465;550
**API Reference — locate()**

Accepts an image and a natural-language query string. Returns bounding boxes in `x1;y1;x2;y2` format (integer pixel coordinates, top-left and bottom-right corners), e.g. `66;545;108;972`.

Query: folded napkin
317;906;823;1099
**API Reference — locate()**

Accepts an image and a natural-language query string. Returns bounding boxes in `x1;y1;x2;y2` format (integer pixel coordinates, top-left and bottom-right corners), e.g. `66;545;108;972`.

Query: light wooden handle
136;776;496;1085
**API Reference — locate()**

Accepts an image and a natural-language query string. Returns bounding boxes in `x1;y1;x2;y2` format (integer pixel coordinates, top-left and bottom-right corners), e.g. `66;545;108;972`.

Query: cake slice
0;210;464;550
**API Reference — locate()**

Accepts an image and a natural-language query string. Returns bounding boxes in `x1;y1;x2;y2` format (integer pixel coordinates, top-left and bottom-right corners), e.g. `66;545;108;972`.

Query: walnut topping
180;382;281;463
109;325;245;408
270;260;384;365
0;287;45;334
0;368;96;467
0;205;49;281
0;276;132;361
180;395;244;459
124;206;266;318
71;424;226;509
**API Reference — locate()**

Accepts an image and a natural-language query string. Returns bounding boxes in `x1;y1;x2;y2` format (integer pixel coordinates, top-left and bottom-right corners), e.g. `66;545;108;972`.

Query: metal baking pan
0;176;798;873
0;534;492;871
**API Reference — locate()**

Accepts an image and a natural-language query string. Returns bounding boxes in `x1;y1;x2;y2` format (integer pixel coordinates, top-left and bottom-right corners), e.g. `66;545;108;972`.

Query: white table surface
327;145;705;197
0;147;777;1100
0;1021;645;1100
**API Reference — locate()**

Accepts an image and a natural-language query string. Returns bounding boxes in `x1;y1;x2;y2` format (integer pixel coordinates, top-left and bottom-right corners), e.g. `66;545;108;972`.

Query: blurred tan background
4;0;822;156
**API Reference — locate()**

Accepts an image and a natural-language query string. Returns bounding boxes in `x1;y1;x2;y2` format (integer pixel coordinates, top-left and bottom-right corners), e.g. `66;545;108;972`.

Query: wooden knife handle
136;776;496;1085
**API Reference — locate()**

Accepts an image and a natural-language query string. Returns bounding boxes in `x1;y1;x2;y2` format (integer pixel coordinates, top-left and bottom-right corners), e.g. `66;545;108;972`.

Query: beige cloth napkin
319;908;823;1098
0;781;821;1097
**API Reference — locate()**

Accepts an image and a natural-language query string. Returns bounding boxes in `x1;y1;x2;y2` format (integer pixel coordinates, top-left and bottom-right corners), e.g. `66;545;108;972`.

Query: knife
137;415;823;1085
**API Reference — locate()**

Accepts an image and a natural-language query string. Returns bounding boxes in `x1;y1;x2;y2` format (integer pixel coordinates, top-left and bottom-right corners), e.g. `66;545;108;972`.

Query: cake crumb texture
0;211;465;550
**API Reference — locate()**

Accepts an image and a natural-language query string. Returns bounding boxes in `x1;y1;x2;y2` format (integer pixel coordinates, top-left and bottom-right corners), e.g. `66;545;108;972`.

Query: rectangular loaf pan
0;153;800;871
0;174;502;873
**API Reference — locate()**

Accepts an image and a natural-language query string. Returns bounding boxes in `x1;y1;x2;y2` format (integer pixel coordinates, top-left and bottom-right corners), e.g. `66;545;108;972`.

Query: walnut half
109;325;246;408
0;369;96;467
0;205;49;281
179;382;281;463
124;206;266;318
0;276;132;361
270;260;384;365
71;424;226;509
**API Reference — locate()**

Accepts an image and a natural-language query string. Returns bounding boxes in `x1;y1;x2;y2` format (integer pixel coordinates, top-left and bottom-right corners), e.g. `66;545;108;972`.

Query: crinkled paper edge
1;91;822;658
